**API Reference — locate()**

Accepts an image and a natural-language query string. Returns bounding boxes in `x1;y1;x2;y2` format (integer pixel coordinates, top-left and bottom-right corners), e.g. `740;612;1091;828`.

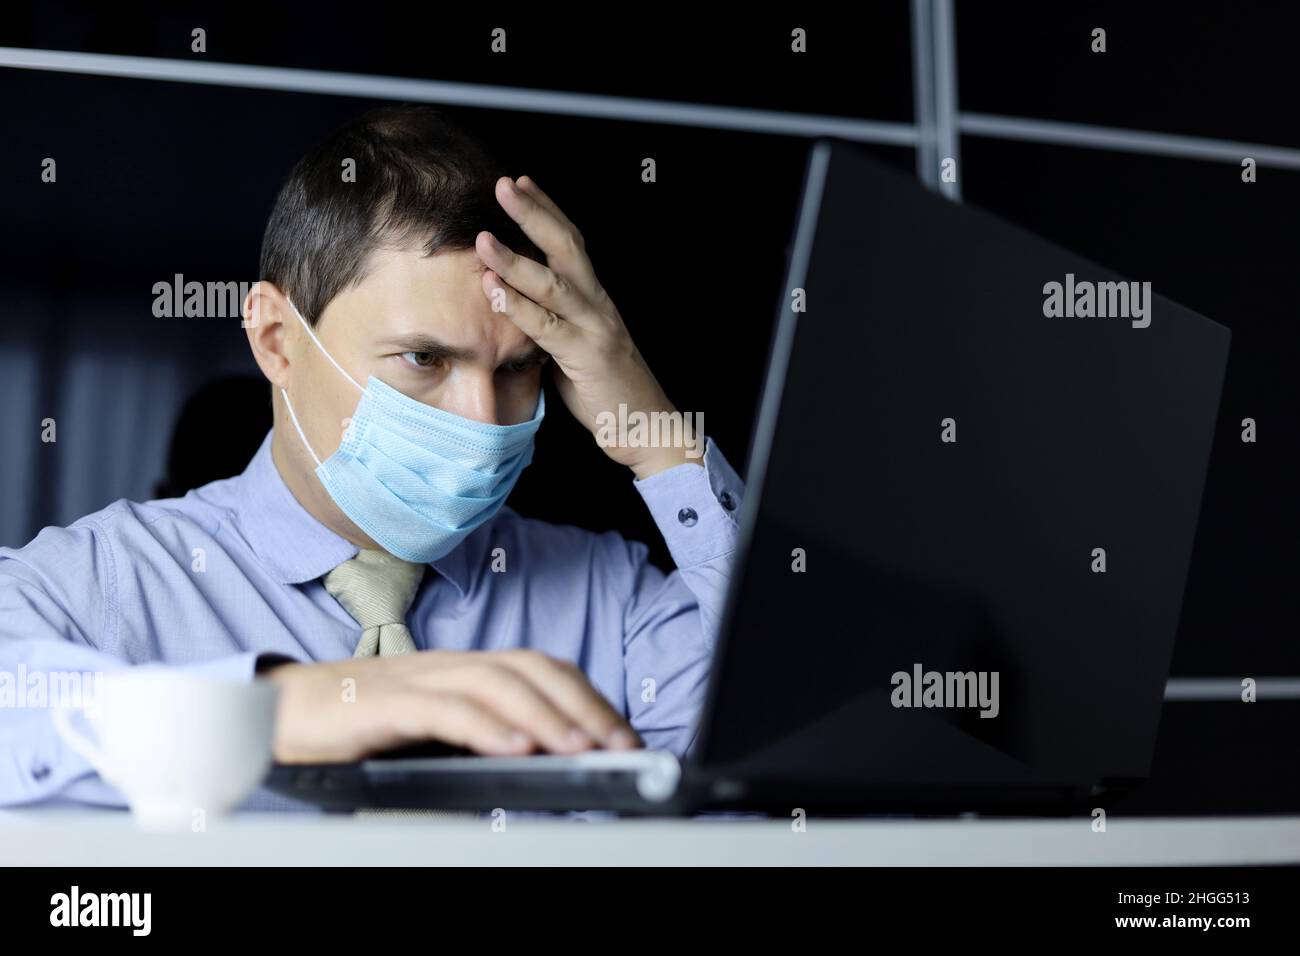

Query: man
0;105;743;808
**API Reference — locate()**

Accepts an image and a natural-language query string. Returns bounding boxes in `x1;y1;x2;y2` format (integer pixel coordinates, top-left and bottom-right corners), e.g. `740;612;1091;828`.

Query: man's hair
259;104;544;326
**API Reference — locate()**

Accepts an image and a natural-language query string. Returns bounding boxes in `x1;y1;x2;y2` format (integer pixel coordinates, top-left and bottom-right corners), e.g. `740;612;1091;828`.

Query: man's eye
505;356;548;374
401;351;444;369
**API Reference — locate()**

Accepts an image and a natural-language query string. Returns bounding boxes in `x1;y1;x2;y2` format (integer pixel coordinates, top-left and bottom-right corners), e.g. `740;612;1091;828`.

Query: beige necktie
326;550;475;820
323;548;425;657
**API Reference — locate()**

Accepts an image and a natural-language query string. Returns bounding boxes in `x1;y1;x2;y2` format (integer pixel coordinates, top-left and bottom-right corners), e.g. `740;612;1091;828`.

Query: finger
514;175;581;237
493;176;602;300
390;690;535;756
514;177;612;301
498;650;642;749
454;662;597;754
481;268;579;356
476;231;603;332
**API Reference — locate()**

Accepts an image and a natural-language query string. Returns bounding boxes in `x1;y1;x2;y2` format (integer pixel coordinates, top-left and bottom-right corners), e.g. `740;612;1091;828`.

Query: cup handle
51;705;118;781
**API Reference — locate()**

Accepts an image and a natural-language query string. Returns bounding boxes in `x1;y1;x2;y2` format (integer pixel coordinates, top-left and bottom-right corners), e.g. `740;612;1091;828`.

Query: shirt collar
231;430;472;596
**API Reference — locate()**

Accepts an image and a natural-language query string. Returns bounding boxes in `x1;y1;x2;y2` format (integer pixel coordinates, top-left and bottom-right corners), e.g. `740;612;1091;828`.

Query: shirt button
677;507;698;527
720;491;736;512
31;763;50;782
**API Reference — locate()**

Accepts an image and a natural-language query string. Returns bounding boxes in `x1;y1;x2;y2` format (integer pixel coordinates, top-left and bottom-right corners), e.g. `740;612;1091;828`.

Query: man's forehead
335;246;537;358
355;245;479;304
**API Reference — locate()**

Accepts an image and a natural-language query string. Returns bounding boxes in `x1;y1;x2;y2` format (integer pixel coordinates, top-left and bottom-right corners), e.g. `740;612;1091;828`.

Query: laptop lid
691;139;1230;792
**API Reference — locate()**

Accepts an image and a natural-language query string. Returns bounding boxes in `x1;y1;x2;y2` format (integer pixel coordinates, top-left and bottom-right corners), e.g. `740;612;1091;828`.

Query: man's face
267;245;548;548
294;245;548;455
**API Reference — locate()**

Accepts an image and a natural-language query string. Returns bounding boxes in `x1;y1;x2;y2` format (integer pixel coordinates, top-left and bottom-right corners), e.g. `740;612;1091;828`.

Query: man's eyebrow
377;334;476;362
378;335;547;368
503;344;550;367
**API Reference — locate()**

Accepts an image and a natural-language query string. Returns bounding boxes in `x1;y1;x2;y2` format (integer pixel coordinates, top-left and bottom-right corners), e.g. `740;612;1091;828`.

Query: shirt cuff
632;437;744;569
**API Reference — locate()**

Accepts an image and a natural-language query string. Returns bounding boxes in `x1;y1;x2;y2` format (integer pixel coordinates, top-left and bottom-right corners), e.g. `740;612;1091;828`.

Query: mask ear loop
280;387;322;468
278;295;367;469
285;296;366;393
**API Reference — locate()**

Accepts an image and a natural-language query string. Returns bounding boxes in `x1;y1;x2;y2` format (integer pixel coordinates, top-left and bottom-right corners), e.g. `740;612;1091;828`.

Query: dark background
0;1;1295;813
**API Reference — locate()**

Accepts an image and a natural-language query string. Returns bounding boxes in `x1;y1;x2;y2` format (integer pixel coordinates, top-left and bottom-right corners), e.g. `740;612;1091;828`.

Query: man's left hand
475;175;701;480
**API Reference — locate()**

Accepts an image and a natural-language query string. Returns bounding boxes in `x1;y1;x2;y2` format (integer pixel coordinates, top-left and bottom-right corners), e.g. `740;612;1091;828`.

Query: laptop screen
696;140;1230;791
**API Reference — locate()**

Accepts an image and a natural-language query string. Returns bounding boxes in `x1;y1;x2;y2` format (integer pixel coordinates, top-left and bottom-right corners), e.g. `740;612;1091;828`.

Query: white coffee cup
51;669;279;829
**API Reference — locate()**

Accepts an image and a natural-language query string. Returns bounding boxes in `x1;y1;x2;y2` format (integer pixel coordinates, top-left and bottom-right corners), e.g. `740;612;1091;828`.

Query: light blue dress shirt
0;430;743;809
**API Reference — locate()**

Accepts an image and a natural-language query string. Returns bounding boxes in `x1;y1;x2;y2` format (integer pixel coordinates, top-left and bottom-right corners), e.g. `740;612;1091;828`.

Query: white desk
2;811;1298;865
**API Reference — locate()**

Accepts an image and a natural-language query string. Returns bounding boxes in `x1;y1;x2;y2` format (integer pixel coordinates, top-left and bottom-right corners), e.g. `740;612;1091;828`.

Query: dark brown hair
259;104;543;326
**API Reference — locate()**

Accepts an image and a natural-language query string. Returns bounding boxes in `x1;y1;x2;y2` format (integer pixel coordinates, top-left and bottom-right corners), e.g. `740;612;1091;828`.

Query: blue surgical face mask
278;296;544;563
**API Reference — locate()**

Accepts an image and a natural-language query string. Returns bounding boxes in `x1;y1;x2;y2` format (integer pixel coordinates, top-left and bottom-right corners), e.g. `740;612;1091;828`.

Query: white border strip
961;111;1300;170
8;46;1300;169
6;46;1300;170
911;0;960;200
910;0;937;188
1166;678;1300;701
932;0;961;201
0;46;917;146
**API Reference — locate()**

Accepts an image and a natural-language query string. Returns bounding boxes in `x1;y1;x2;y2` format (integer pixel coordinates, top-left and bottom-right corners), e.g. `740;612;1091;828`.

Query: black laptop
267;139;1230;816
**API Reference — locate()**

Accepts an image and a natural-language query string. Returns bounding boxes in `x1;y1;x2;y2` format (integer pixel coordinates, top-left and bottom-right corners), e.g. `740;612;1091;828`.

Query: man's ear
243;281;292;389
